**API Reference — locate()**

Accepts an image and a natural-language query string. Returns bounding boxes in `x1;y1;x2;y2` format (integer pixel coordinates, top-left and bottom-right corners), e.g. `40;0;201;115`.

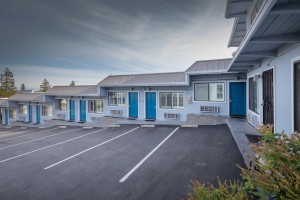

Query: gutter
227;0;277;71
98;82;190;87
225;0;231;18
228;18;240;47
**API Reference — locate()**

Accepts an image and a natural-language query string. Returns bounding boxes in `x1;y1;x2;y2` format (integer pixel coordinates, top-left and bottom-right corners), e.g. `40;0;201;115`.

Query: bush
187;178;249;200
187;125;300;200
240;125;300;199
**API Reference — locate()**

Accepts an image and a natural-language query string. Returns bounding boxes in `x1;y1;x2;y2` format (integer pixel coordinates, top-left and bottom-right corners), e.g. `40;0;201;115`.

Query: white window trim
291;56;300;132
193;82;226;103
19;104;28;115
88;100;104;114
248;76;260;114
55;98;68;111
108;92;126;107
42;104;53;117
158;91;185;110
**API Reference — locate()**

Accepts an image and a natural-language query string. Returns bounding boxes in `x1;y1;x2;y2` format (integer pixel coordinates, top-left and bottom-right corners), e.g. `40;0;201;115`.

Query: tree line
0;68;76;98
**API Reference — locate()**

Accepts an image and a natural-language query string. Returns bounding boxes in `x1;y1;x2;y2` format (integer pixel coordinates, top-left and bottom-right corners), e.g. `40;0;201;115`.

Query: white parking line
44;127;139;170
0;127;59;142
0;128;107;163
0;128;81;150
119;127;179;183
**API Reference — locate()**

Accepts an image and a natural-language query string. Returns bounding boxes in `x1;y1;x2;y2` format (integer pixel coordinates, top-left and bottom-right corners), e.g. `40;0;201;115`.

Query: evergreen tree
20;83;26;91
39;78;51;92
0;68;16;97
70;80;75;86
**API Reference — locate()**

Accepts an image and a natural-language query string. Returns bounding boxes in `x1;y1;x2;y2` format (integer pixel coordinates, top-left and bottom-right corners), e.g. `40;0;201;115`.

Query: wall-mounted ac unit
200;106;219;113
90;116;102;123
56;114;66;120
164;113;180;120
110;110;122;117
18;116;26;122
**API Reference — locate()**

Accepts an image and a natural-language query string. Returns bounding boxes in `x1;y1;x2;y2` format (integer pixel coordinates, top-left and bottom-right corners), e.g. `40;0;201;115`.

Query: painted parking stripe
0;127;59;142
0;128;107;163
0;128;81;150
119;127;179;183
44;127;139;170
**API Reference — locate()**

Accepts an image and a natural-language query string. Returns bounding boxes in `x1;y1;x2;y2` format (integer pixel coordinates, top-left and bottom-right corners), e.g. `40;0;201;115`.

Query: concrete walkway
226;118;261;167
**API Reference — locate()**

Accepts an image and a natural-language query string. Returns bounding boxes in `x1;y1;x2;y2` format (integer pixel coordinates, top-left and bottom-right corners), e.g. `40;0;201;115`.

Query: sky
0;0;236;90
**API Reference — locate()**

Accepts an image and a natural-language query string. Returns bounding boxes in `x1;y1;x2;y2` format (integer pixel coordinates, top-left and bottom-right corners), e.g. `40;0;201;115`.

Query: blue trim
80;100;86;122
36;105;40;124
229;82;246;116
28;105;32;123
129;92;138;118
5;109;8;125
69;100;75;121
145;92;156;119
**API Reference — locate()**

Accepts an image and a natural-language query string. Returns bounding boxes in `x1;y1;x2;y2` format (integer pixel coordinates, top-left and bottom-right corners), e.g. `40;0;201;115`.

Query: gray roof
8;93;44;102
185;58;232;73
0;98;8;107
98;72;187;87
45;85;98;96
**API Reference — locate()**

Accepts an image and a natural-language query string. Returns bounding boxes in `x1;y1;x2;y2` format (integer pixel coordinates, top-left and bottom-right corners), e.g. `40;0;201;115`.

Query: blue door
80;100;86;122
230;82;246;116
129;92;138;118
5;109;8;125
36;105;40;124
69;100;75;121
28;105;32;123
145;92;156;119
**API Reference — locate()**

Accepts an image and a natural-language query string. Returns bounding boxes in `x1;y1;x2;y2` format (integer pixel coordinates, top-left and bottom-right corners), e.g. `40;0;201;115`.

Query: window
108;92;125;106
159;92;184;109
42;105;52;116
55;99;67;111
19;104;28;114
9;109;16;119
194;83;225;102
88;100;103;113
249;77;259;113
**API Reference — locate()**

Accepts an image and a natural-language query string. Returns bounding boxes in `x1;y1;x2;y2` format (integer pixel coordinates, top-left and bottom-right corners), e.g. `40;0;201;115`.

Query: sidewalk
226;118;261;167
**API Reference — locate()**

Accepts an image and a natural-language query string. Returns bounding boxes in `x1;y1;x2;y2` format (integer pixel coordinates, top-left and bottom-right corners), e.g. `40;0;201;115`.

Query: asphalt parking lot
0;124;244;200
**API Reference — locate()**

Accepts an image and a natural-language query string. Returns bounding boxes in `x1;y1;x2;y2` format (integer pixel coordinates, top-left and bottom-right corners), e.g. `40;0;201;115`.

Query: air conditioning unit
200;106;219;113
56;114;66;120
18;116;26;122
110;110;122;117
90;116;102;123
164;113;180;120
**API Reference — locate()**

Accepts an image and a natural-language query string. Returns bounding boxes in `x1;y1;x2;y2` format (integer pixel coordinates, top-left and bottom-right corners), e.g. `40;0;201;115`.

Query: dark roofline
104;71;184;77
193;58;232;63
50;85;96;87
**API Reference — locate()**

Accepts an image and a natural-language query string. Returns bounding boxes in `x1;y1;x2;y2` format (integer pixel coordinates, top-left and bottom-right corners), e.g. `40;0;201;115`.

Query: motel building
1;0;300;135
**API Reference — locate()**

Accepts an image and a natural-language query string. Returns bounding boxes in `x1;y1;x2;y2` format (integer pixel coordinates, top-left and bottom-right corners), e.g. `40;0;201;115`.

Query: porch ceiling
225;0;253;47
228;0;300;72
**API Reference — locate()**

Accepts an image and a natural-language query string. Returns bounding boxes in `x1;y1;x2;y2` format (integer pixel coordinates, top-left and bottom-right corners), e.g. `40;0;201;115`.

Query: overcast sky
0;0;236;90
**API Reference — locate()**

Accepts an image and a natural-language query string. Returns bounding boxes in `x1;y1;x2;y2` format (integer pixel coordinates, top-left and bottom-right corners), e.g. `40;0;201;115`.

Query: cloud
0;0;237;89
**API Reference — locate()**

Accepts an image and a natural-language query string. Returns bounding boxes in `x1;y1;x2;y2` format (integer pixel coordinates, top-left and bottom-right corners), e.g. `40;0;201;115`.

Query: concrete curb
108;125;120;128
141;125;155;128
83;127;93;129
58;126;67;129
181;125;198;128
